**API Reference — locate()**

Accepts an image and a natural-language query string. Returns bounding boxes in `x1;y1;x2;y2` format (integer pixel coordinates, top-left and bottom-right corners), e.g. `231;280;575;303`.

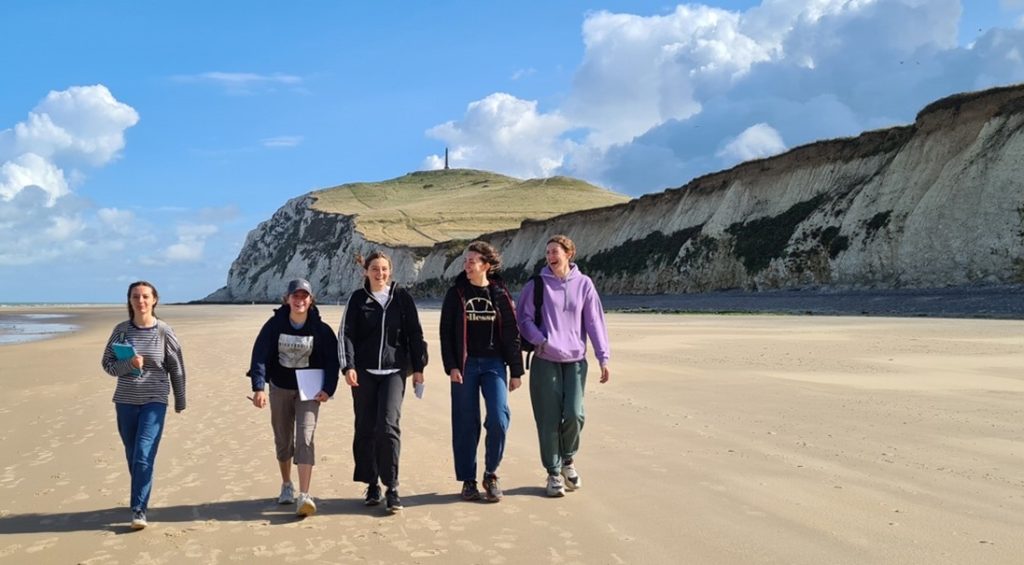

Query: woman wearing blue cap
247;278;340;517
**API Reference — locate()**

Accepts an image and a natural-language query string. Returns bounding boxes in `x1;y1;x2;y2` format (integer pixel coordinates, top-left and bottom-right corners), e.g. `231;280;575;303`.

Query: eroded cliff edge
204;84;1024;302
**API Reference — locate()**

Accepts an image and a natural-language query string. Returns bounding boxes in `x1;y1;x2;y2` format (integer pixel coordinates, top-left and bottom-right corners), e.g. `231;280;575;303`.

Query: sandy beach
1;305;1022;564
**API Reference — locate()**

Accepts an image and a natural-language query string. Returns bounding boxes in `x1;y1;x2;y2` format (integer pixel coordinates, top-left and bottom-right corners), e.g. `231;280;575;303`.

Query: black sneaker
482;473;503;502
364;483;383;506
385;488;403;513
130;510;147;530
461;480;481;501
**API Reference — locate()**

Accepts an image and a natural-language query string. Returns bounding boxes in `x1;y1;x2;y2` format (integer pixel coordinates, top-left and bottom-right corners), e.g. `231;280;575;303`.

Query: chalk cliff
204;84;1024;302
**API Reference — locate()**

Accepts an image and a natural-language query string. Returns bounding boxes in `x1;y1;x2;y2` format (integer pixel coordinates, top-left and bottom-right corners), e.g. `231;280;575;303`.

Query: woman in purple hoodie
517;234;611;497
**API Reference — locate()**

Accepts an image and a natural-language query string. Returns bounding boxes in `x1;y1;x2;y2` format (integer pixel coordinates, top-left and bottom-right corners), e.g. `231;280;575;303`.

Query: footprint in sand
410;548;444;558
25;536;59;553
61;491;90;504
77;551;113;564
455;539;484;553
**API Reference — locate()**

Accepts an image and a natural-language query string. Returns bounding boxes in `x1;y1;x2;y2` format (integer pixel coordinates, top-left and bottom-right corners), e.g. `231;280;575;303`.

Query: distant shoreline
0;312;79;345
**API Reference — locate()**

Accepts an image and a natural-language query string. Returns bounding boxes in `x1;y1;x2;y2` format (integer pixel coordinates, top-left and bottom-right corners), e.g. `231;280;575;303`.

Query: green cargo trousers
528;357;587;476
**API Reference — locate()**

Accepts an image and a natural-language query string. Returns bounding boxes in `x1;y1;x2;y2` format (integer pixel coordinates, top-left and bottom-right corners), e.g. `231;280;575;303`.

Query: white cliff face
205;85;1024;302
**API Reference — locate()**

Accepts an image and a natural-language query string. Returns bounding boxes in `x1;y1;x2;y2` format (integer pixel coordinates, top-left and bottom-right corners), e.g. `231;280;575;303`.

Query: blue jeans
115;402;167;513
451;357;510;481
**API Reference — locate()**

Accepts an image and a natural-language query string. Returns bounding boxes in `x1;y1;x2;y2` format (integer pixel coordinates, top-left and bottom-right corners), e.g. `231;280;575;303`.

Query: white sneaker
545;475;566;497
278;482;296;504
296;493;317;516
561;463;582;491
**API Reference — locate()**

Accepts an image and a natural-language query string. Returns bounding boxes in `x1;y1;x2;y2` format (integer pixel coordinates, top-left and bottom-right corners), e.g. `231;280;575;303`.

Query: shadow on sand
0;489;553;534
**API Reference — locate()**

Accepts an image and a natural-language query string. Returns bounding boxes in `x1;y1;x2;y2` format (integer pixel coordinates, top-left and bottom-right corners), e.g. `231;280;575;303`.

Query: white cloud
171;71;305;95
0;86;145;267
425;0;1024;195
157;223;219;263
424;93;574;178
0;153;69;204
565;5;771;148
199;72;301;85
0;85;138;205
716;123;787;162
44;215;84;241
261;135;303;148
0;188;130;266
511;68;536;80
97;207;136;235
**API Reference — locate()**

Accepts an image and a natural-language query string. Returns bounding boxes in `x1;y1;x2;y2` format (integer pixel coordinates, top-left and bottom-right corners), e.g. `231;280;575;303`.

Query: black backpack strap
525;274;544;370
532;275;543;323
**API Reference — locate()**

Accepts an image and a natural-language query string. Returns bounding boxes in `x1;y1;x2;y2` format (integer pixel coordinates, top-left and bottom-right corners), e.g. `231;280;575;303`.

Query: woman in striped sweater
101;281;186;530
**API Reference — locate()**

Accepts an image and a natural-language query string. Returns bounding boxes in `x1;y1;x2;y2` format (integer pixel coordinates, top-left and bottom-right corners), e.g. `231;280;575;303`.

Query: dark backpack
398;290;428;377
521;275;544;369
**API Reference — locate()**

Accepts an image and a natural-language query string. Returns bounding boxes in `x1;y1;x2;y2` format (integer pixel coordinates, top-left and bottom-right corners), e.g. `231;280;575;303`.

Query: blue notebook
113;343;142;376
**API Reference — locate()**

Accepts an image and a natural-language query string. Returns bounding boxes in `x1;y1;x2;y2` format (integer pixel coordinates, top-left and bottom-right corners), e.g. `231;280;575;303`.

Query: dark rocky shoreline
598;285;1024;319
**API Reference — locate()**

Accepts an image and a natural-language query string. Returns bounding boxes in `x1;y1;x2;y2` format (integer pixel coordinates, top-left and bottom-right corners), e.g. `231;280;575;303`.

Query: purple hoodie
517;264;610;366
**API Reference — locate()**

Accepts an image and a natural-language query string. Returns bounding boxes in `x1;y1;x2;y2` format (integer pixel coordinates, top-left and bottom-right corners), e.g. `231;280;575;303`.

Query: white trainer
296;493;317;516
278;482;296;504
561;463;582;491
546;474;566;497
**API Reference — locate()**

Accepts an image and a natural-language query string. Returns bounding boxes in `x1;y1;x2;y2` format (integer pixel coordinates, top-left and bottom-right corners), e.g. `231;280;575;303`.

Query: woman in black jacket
440;241;524;503
338;251;427;513
248;278;339;517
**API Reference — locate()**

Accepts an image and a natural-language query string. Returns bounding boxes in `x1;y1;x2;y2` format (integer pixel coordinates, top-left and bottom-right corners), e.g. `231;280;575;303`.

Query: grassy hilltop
310;169;630;247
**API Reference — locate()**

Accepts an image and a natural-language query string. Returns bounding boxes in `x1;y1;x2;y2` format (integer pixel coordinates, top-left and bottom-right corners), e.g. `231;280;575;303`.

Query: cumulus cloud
159;224;219;263
0;153;69;204
424;93;575;178
0;188;132;266
716;123;786;162
0;85;138;205
0;85;145;266
425;0;1024;195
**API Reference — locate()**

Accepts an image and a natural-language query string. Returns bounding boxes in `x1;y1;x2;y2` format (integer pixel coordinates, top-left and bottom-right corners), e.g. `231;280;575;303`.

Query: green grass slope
309;169;630;247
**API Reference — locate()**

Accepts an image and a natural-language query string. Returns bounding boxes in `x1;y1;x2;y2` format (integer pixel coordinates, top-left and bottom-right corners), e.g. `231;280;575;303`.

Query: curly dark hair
467;240;501;272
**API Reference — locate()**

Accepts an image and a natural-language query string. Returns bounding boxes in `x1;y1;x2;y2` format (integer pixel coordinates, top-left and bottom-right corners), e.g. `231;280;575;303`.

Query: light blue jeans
115;402;167;513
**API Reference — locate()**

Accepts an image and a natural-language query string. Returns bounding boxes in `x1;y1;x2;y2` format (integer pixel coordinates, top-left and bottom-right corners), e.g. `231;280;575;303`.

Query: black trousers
351;369;406;488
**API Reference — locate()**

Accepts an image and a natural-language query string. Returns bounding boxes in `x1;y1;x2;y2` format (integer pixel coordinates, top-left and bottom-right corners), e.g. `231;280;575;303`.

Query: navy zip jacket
338;281;426;374
248;304;340;395
439;271;524;378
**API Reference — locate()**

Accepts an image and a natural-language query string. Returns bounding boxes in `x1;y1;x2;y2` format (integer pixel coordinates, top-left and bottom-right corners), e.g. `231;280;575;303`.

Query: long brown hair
126;281;159;320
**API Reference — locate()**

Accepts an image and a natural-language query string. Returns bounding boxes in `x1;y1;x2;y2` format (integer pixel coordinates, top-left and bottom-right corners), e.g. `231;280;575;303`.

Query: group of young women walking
100;234;610;529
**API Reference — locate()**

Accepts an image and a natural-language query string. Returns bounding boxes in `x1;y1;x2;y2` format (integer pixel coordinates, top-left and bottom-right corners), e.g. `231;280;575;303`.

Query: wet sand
0;305;1022;564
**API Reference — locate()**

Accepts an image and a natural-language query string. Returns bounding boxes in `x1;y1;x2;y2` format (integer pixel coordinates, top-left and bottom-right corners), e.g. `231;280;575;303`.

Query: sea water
0;312;79;345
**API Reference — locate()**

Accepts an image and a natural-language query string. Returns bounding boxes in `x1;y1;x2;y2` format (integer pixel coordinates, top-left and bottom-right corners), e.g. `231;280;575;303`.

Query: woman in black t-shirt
439;241;524;502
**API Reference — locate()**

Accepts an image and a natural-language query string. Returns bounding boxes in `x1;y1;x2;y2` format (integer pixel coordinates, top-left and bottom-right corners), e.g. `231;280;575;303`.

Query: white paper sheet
294;368;324;401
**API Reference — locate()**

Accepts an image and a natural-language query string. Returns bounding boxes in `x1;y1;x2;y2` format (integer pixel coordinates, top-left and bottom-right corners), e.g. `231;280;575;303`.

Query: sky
2;0;1024;303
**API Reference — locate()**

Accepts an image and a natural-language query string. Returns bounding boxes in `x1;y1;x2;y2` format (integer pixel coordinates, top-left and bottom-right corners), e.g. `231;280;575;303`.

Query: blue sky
2;0;1023;303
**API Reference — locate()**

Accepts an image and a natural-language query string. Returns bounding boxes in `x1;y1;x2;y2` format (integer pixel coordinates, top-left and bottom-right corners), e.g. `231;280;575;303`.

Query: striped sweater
101;319;187;411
